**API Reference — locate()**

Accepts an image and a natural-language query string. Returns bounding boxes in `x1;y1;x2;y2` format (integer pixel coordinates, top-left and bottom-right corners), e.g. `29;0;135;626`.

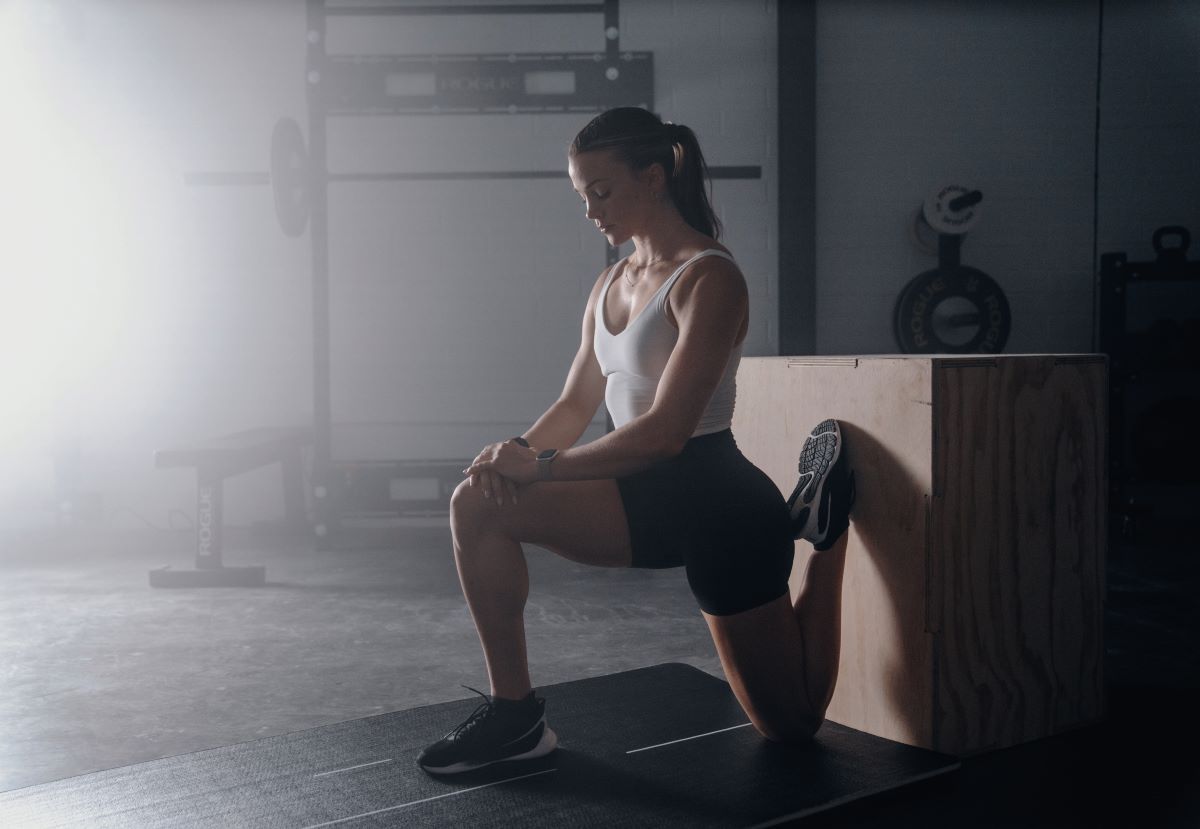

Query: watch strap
536;449;558;481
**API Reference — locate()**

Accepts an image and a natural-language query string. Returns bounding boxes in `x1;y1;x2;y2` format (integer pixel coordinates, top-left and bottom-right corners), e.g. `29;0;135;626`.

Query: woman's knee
450;478;531;550
755;712;821;744
450;478;495;541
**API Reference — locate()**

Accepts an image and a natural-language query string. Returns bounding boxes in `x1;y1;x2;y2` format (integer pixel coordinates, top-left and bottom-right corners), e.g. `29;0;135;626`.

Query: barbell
186;117;760;238
185;117;569;238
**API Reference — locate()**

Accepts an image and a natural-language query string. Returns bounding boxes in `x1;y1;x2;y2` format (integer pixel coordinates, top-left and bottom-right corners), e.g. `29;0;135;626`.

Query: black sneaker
417;687;557;775
786;419;856;551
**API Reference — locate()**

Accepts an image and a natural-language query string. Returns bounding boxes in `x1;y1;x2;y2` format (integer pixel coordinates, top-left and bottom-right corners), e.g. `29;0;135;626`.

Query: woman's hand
463;440;539;505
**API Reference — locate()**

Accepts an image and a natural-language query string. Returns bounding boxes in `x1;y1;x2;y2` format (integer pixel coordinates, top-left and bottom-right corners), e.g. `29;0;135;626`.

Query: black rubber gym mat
0;663;958;828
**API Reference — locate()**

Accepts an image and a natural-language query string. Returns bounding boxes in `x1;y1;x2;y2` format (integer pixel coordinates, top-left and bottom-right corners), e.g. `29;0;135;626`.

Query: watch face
537;449;558;461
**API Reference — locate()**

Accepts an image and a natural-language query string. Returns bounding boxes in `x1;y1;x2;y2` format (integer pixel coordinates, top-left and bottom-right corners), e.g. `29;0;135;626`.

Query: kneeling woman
419;107;854;775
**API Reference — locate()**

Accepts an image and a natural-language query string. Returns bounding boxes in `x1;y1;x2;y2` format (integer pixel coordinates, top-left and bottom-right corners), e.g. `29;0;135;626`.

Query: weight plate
893;265;1011;354
922;184;982;236
271;118;310;237
909;205;938;257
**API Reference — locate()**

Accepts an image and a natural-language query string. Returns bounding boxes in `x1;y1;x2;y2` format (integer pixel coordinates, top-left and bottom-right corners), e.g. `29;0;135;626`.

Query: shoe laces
447;685;500;741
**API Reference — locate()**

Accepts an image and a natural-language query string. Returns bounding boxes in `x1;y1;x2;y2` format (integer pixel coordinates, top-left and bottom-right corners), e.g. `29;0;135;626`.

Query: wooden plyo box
731;355;1107;756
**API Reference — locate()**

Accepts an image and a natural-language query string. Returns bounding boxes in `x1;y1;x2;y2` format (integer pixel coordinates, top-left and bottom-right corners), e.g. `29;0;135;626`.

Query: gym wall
322;1;778;466
10;1;777;530
812;1;1101;355
1096;0;1200;327
10;2;1195;533
811;0;1200;356
3;0;314;530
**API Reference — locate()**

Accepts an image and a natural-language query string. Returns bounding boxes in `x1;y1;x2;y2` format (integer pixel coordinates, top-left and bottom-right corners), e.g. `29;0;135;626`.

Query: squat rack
189;1;762;549
303;1;656;547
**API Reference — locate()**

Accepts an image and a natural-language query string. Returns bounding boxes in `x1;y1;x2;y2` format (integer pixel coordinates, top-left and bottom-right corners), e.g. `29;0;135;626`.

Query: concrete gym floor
2;518;1198;827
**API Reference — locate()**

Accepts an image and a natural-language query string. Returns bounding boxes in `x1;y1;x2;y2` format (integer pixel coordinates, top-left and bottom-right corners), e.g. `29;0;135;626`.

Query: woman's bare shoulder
707;240;735;259
680;240;738;277
583;261;620;312
667;247;747;325
684;244;743;283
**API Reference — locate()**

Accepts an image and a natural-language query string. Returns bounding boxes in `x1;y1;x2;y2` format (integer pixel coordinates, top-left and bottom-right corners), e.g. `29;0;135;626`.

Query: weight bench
150;426;312;588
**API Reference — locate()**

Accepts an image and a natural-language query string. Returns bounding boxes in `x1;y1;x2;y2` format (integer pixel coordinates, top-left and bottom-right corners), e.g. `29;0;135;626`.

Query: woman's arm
462;270;609;505
520;271;609;451
549;258;747;480
468;257;748;485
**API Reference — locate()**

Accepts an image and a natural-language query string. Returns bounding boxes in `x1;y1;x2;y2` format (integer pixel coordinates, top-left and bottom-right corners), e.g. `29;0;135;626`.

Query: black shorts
616;429;794;616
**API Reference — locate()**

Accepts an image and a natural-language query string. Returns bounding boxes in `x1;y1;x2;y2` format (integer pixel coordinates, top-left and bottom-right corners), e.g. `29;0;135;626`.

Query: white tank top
593;249;742;437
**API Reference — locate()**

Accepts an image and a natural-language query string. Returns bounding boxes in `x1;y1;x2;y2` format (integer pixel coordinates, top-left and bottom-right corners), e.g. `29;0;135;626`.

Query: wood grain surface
733;356;937;749
732;355;1107;756
930;355;1107;754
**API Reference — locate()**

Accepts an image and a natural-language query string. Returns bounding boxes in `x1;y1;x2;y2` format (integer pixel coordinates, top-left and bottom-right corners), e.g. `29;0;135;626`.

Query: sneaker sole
786;419;842;541
419;725;558;775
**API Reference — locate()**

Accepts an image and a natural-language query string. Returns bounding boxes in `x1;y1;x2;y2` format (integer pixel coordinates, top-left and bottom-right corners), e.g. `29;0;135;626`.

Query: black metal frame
173;2;771;549
777;0;816;356
321;53;654;115
291;1;765;545
1099;233;1200;526
304;0;645;545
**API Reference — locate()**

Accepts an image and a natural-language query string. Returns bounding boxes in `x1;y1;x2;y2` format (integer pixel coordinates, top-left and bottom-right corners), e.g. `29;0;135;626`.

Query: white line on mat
298;768;558;829
313;759;393;778
626;722;753;754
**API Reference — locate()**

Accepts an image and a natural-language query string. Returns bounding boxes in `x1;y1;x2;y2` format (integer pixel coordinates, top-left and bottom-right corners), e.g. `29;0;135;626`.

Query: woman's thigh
451;477;633;568
703;596;819;742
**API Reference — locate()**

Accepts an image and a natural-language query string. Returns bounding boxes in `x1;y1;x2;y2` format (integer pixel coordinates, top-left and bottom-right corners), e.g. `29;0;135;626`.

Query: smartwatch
536;448;559;481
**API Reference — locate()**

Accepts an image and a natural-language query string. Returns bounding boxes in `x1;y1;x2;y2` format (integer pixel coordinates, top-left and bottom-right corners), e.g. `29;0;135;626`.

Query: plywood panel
733;357;937;748
930;356;1107;754
733;355;1106;755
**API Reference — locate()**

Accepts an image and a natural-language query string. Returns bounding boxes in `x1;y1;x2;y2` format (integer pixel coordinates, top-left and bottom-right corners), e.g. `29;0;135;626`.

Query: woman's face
568;149;663;247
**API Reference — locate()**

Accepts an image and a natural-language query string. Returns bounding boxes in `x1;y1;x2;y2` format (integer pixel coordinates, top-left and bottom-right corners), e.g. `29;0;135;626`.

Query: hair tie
660;121;684;177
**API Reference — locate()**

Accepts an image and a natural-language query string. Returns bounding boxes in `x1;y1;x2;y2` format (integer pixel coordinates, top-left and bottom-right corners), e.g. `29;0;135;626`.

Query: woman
418;107;854;775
